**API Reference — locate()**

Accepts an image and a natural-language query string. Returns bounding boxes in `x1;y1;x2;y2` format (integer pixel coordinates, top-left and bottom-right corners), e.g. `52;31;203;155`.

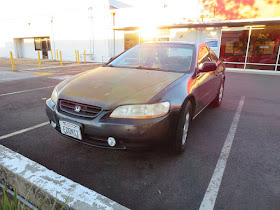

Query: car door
195;45;217;110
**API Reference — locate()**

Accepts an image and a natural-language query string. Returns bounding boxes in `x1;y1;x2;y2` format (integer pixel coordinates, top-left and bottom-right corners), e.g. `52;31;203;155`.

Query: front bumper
46;98;180;149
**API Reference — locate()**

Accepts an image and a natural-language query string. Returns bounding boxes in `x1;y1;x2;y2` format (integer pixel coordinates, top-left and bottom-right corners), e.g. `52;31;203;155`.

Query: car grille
59;99;102;118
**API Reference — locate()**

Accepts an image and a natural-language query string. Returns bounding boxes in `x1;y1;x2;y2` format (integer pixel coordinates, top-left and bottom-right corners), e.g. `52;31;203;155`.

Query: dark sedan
46;42;225;154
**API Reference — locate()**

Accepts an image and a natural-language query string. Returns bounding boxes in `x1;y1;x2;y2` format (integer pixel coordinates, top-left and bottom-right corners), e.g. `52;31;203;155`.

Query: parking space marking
200;96;245;210
0;86;55;97
0;122;49;140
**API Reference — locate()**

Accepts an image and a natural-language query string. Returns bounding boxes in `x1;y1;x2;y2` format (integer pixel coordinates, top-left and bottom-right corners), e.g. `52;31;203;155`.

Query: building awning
114;17;280;31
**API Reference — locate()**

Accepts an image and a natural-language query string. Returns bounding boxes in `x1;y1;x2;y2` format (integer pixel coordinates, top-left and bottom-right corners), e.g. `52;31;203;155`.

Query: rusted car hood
58;67;183;110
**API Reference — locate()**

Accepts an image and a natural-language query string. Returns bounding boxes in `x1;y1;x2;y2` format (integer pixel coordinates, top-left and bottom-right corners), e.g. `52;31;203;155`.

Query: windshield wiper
105;64;115;67
136;66;160;70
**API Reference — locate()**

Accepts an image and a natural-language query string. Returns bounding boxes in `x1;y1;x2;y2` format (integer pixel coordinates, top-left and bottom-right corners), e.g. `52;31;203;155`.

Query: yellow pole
56;49;59;61
84;50;86;63
10;51;15;71
38;51;41;68
77;50;80;64
60;51;63;66
75;50;77;63
51;49;53;61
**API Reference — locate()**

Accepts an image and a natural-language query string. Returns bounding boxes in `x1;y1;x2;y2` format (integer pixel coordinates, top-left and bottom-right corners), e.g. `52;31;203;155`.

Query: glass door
276;42;280;71
246;24;280;71
220;24;280;71
219;27;250;69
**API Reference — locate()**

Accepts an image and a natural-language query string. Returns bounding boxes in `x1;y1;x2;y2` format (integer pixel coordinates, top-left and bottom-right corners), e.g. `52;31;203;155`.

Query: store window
158;29;170;42
220;28;249;69
124;31;139;50
220;25;280;71
246;25;280;70
158;37;170;41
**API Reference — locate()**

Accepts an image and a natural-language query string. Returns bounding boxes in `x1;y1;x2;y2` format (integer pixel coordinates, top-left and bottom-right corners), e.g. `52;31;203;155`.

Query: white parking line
0;86;55;97
0;122;49;140
199;96;245;210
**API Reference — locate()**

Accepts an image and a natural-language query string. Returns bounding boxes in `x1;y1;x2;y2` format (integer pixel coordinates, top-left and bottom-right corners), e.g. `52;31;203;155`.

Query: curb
226;68;280;76
0;144;128;210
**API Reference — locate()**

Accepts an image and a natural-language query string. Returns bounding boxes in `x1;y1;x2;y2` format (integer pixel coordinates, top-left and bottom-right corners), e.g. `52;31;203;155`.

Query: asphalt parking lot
0;65;279;209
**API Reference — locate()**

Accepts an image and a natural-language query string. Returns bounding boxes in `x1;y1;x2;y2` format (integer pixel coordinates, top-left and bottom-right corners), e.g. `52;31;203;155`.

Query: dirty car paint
58;67;184;110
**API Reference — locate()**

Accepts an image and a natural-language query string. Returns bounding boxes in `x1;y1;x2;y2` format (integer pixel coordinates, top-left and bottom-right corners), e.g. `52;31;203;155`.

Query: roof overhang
114;17;280;31
13;36;50;39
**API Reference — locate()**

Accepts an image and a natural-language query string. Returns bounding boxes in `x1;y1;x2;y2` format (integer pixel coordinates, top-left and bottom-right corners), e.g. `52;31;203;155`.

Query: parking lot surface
0;58;75;71
0;65;279;209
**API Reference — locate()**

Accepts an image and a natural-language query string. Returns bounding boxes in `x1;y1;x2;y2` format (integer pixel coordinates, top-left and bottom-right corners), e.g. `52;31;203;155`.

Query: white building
1;0;280;72
0;0;126;63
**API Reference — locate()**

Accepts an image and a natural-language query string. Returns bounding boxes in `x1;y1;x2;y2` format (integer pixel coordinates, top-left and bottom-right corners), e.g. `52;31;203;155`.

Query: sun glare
139;27;158;40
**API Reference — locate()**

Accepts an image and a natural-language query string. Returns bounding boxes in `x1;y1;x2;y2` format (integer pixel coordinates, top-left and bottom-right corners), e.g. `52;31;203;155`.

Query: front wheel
211;81;224;107
171;100;192;155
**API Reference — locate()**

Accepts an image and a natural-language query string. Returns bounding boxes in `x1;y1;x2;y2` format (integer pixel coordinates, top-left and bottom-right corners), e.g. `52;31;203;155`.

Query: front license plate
59;120;82;140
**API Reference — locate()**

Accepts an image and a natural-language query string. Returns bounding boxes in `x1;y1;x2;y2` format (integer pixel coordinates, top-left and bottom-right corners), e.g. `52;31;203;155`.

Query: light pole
88;7;94;56
51;16;56;61
111;12;116;56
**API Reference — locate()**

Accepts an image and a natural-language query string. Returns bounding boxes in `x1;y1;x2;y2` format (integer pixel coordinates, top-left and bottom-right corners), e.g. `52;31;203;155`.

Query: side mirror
199;62;217;73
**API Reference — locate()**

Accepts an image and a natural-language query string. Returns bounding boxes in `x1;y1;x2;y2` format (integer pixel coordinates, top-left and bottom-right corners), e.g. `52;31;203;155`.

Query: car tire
211;81;224;107
171;100;192;155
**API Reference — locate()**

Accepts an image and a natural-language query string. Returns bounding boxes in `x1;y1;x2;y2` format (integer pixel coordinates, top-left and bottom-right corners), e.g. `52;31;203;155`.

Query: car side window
209;48;218;62
197;46;212;69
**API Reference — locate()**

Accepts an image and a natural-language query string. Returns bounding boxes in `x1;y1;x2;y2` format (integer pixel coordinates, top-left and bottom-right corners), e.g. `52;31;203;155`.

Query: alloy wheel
219;84;224;103
182;113;190;145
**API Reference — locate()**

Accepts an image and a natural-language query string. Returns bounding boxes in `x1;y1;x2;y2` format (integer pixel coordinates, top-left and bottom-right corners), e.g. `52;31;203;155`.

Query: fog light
107;137;116;147
51;121;57;128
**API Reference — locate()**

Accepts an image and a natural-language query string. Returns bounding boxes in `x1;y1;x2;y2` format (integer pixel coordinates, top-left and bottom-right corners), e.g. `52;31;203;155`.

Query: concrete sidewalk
0;58;75;71
0;144;128;210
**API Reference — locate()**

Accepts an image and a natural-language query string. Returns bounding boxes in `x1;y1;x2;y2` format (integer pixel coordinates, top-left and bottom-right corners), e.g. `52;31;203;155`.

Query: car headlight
110;102;170;119
51;88;58;104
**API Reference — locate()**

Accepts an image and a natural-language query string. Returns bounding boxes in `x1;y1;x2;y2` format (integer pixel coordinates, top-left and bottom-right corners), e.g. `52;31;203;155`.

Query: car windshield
108;43;194;73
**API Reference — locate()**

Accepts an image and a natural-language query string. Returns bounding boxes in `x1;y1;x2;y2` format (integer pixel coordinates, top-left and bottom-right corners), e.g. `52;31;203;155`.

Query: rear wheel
211;81;224;107
171;100;192;154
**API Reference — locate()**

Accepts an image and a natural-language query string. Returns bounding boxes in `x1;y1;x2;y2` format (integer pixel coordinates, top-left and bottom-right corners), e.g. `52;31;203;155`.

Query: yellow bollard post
84;50;86;63
77;50;80;64
75;50;77;63
56;49;59;61
51;49;53;61
59;51;63;66
38;51;42;68
10;51;15;71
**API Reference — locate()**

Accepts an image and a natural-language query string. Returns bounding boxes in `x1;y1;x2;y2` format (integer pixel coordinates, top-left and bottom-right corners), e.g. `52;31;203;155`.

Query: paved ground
0;65;279;209
0;58;75;71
